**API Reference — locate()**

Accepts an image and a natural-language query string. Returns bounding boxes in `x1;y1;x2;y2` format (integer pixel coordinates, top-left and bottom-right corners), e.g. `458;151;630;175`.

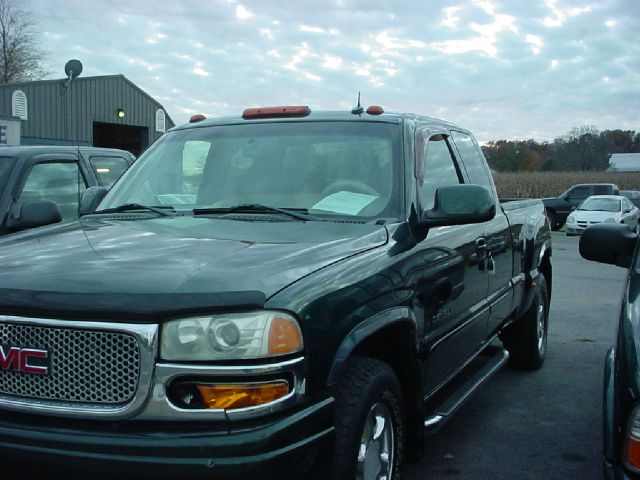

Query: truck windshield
101;121;401;219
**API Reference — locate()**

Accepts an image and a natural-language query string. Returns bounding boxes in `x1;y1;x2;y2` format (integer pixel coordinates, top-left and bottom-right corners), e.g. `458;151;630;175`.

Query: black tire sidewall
536;275;550;360
502;273;550;369
333;358;405;480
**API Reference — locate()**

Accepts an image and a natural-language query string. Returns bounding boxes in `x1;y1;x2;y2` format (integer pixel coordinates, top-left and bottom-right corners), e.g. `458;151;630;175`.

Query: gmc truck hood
0;216;387;321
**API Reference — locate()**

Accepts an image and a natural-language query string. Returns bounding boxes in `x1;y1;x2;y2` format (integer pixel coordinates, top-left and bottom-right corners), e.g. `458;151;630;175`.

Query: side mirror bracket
79;186;108;216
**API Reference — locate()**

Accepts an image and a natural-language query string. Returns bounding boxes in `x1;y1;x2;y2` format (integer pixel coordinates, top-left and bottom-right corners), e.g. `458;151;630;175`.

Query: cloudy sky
28;0;639;143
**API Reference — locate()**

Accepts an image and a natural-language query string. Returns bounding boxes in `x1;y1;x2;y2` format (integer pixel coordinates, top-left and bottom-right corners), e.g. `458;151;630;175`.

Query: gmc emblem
0;345;49;375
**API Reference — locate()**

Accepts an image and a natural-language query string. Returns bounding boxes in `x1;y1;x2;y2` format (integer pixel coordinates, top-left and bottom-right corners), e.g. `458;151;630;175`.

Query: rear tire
501;273;549;370
333;357;405;480
546;211;559;231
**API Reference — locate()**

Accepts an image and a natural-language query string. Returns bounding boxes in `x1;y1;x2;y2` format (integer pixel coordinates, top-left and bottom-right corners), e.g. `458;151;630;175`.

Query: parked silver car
565;195;639;236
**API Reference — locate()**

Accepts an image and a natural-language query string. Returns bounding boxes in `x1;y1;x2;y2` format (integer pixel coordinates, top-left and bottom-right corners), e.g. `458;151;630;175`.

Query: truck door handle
475;237;487;255
475;237;488;271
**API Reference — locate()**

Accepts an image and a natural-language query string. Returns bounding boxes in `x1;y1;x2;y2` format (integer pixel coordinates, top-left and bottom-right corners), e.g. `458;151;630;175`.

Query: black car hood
0;216;387;321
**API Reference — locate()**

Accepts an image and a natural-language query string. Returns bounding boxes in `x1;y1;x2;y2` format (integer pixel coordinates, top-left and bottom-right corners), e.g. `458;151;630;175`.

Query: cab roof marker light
189;114;206;123
242;106;311;119
366;106;384;115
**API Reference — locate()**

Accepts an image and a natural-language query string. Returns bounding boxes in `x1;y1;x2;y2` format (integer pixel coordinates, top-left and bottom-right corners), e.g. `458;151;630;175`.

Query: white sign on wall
0;117;20;146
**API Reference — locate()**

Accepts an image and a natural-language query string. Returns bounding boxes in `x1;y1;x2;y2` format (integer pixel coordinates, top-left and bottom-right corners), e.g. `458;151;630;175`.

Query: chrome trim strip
0;315;157;419
138;357;305;421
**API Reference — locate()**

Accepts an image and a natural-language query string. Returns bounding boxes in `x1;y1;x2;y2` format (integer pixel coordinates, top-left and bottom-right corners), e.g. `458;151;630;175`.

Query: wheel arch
539;247;552;301
327;310;424;462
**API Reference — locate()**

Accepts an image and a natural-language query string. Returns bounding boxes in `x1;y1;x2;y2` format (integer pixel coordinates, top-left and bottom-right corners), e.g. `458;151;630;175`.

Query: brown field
493;171;640;199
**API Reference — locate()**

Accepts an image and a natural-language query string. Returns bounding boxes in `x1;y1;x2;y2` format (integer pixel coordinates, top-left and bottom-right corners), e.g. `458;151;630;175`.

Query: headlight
161;311;303;361
604;217;616;223
566;215;576;224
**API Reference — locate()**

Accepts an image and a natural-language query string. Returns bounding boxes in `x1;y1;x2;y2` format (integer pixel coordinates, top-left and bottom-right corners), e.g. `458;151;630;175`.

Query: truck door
415;130;491;392
451;130;514;335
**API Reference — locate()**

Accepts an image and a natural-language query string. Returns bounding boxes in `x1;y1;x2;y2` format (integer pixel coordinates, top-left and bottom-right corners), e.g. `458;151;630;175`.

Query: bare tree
0;0;47;83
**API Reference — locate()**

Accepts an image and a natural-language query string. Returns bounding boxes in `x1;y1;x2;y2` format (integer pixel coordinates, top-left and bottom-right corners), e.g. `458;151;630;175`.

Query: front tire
501;273;550;370
333;357;405;480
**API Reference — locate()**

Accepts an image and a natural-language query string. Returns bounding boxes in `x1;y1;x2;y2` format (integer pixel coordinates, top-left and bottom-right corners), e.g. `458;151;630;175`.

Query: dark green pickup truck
0;106;551;479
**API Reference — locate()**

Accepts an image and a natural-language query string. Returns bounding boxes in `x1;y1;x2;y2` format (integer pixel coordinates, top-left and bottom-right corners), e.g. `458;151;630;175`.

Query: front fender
326;306;418;386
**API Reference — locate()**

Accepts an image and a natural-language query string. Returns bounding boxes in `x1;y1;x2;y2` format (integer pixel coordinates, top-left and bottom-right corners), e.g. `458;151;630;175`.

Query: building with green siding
0;75;174;156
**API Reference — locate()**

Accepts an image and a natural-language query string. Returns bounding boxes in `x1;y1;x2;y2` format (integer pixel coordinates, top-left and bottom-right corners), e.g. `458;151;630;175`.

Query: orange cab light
242;106;311;119
628;436;640;469
195;382;289;410
366;105;384;115
189;114;206;123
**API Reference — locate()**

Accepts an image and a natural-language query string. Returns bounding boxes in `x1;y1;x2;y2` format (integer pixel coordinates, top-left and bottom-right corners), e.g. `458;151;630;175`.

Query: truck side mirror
6;200;62;232
579;224;636;268
79;186;108;216
422;184;495;227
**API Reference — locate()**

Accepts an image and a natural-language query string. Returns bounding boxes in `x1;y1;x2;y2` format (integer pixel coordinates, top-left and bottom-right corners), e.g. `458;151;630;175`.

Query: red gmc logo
0;345;49;375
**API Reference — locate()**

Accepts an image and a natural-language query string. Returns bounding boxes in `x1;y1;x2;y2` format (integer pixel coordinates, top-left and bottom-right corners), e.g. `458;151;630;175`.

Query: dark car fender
514;213;552;318
326;306;419;385
604;346;617;464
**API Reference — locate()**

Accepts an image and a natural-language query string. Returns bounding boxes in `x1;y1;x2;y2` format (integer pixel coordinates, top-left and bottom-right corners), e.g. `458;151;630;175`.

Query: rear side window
18;162;87;220
89;156;129;188
593;185;611;195
450;130;494;189
566;186;589;201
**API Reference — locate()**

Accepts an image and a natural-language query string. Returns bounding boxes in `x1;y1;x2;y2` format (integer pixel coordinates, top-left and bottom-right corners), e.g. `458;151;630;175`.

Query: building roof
608;153;640;172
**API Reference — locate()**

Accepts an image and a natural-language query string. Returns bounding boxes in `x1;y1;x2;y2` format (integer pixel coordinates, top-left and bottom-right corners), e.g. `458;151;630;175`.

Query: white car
565;195;639;236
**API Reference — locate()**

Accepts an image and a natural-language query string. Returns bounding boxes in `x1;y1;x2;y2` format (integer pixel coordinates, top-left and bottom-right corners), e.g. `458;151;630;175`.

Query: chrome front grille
0;321;141;404
577;220;601;228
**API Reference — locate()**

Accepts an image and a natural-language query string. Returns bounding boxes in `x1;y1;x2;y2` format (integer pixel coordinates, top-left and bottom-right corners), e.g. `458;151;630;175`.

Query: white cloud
441;7;461;28
300;25;325;34
526;34;544;55
322;55;342;70
192;63;209;77
543;0;592;27
235;5;252;20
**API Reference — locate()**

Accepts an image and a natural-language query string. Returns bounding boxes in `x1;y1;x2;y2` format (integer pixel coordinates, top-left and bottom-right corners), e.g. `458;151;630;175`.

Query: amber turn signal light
268;317;303;355
195;381;289;410
628;436;640;469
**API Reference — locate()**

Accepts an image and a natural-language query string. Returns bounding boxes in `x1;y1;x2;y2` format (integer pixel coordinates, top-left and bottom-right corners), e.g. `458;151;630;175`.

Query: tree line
482;126;640;172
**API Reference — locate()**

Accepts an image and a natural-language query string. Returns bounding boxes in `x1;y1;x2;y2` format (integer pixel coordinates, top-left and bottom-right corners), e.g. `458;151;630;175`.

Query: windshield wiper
93;203;176;216
193;204;317;221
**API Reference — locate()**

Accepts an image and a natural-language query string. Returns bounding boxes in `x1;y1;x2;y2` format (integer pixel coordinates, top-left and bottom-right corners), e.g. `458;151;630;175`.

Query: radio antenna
351;91;364;115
